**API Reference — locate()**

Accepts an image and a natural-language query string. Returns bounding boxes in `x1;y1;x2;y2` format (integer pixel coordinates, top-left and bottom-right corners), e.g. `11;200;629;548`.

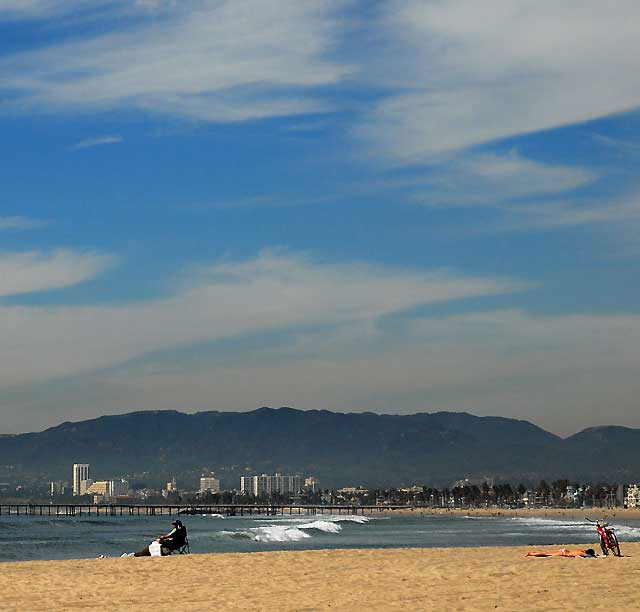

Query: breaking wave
324;515;370;524
217;526;311;543
213;514;370;543
297;520;341;534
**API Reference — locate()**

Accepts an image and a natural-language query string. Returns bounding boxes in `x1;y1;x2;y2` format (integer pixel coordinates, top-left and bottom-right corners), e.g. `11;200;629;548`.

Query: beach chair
176;537;190;554
168;536;190;555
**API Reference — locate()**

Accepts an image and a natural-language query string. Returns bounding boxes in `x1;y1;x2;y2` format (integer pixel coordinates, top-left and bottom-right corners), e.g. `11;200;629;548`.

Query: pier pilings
0;504;410;517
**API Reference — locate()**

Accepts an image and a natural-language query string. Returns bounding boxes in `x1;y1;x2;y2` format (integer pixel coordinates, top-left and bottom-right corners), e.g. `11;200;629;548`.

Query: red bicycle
586;517;622;557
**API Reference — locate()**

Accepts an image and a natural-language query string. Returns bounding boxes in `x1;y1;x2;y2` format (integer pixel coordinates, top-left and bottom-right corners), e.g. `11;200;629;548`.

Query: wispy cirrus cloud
71;135;122;150
0;0;349;122
0;0;119;20
410;151;598;208
356;0;640;160
0;250;114;297
497;192;640;231
0;216;48;230
592;133;640;153
0;251;515;389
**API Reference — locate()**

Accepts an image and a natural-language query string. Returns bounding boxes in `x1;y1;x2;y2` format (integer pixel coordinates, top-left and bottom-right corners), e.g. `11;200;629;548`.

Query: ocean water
2;513;640;562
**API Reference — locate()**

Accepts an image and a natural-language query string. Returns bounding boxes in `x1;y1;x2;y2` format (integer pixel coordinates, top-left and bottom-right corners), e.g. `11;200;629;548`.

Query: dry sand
1;543;638;611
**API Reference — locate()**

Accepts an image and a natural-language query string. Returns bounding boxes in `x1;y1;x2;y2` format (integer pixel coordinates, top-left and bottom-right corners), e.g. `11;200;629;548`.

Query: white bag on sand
149;541;162;557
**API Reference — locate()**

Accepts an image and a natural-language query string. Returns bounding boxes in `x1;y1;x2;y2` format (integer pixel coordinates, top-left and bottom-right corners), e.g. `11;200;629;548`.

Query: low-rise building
163;477;178;498
79;479;94;495
85;478;129;498
199;475;220;494
86;480;110;495
625;484;640;508
337;486;368;495
305;477;321;492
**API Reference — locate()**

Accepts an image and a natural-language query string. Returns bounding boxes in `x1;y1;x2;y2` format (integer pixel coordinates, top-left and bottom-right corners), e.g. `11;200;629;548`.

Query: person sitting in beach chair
158;519;188;554
525;548;597;558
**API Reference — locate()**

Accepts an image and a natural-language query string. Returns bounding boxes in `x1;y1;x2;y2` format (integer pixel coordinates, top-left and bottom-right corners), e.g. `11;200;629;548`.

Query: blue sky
1;0;639;435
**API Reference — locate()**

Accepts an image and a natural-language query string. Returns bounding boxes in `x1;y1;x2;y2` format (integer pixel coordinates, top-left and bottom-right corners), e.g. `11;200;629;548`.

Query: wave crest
297;520;342;534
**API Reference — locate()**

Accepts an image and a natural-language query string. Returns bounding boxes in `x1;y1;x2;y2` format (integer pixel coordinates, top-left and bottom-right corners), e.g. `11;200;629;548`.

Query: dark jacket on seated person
163;520;187;549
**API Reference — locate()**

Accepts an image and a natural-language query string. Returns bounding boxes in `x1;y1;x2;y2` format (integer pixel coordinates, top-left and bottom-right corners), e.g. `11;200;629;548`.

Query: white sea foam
326;515;370;524
297;520;342;534
611;525;640;538
250;526;311;542
508;517;591;529
212;513;372;544
204;514;225;519
257;514;370;525
217;521;344;542
504;516;640;541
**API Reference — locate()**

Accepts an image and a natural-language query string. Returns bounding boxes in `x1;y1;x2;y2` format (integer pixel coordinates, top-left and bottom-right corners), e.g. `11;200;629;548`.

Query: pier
0;504;413;517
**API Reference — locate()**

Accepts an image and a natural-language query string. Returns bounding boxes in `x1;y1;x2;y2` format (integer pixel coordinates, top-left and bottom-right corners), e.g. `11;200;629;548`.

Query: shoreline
1;544;637;611
376;506;640;520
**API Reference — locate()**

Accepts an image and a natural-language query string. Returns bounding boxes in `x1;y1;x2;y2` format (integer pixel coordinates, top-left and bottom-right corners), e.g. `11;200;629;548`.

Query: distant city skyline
1;2;640;436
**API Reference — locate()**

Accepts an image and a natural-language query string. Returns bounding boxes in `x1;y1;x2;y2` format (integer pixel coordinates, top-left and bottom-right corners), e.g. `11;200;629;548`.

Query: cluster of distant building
64;463;129;501
49;464;129;501
49;464;320;504
239;474;320;497
50;463;640;509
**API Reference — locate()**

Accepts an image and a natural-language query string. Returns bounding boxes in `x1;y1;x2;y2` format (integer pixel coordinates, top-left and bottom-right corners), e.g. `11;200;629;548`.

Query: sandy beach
376;506;640;521
1;543;637;611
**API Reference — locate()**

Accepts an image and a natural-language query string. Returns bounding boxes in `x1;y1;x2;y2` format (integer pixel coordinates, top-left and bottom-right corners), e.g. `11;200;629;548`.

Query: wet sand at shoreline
1;543;638;611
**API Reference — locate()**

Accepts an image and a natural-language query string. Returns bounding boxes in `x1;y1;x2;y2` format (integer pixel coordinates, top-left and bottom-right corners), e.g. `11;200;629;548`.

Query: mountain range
0;408;639;488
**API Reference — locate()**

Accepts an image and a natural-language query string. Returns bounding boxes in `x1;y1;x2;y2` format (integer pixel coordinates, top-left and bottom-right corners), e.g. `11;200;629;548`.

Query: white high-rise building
73;464;90;496
240;474;303;496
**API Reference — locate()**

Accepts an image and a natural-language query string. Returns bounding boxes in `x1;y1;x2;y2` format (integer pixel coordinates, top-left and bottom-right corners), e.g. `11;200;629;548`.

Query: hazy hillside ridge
0;408;638;487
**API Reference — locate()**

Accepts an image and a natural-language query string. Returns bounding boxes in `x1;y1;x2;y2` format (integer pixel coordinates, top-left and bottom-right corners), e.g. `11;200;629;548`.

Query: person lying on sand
133;540;164;557
526;548;597;558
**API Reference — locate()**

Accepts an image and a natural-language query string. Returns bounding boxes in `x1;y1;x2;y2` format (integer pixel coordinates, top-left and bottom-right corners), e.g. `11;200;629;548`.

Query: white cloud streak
0;0;119;19
0;251;514;388
0;0;348;122
71;135;123;149
357;0;640;159
493;192;640;231
0;250;113;297
0;216;47;230
412;151;597;207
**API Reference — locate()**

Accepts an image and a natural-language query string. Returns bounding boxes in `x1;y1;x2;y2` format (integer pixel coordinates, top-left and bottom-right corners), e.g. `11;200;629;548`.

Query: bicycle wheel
609;532;621;557
599;534;609;556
